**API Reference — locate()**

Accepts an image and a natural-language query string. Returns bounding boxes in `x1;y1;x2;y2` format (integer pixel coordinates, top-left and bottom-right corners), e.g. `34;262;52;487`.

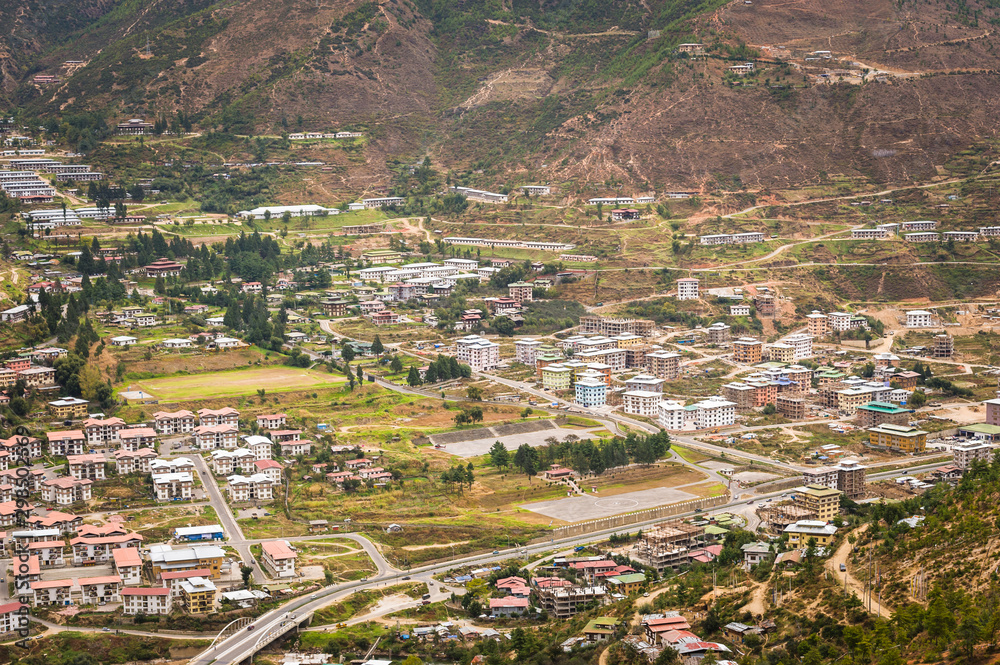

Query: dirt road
826;525;891;617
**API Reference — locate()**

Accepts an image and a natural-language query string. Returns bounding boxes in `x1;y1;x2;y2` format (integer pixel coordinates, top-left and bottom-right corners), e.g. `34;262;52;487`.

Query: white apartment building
514;339;543;366
953;441;997;470
150;457;195;476
118;427;157;451
455;335;500;371
153;410;196;434
782;333;813;360
658;400;687;431
625;375;664;393
112;546;144;585
906;310;934;328
210;448;257;475
827;312;854;332
261;540;297;578
242;435;274;460
254;459;284;484
67;453;106;480
197;407;240;427
122;587;172;615
279;440;312;457
153;473;194;502
114;448;158;475
226;474;274;502
676;278;699;300
622;391;662;417
193;425;239;450
0;601;27;633
47;430;86;456
256;413;286;430
83;417;125;445
41;477;92;505
694;396;737;429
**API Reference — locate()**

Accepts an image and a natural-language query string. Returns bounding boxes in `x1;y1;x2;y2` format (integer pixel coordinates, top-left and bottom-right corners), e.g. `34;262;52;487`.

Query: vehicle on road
402;576;411;580
747;500;753;505
840;564;847;572
310;594;317;599
247;625;255;631
102;627;110;632
492;550;499;554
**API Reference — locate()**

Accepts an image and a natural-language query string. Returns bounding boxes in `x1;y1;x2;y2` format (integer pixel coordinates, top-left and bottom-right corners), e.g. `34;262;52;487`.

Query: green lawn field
134;366;345;400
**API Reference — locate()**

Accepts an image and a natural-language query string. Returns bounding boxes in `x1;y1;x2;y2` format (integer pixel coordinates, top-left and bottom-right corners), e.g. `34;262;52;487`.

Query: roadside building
867;423;928;454
261;540;297;578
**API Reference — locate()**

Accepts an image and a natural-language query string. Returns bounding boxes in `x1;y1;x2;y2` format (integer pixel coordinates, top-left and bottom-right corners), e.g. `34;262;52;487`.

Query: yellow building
784;520;838;548
795;485;842;523
766;344;795;364
541;364;573;391
48;398;90;419
867;423;928;454
180;577;216;614
612;334;643;349
606;573;646;594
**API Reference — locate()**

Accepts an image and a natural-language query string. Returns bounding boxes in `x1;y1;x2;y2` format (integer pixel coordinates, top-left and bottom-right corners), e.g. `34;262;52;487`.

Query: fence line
548;493;729;539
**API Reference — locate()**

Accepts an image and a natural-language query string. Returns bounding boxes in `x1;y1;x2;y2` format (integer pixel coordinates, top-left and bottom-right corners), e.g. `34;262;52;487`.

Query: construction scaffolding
757;503;816;532
634;521;705;572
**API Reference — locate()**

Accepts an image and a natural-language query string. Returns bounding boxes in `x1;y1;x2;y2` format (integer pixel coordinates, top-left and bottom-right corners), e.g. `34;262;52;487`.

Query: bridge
203;611;312;665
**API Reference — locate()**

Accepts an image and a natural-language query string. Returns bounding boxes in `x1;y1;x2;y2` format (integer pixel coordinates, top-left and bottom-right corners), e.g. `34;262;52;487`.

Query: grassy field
135;366;345;399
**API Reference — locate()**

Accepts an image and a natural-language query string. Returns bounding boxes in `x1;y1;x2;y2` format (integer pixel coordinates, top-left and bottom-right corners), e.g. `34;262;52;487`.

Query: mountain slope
6;0;1000;191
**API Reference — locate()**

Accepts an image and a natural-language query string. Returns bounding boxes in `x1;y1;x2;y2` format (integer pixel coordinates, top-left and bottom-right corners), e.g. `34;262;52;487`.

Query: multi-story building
576;348;627;372
676;278;699;300
261;540;297;578
508;281;534;303
47;430;87;456
242;435;274;460
933;334;954;359
193;425;239;450
153;410;196;434
953;441;997;469
782;334;813;360
514;339;543;366
732;338;762;364
575;378;607;408
867;424;928;454
226;474;274;502
986;393;1000;426
578;316;655;337
784;520;838;548
806;311;828;337
658;400;687;431
28;540;66;567
150;457;195;476
694;396;737;429
67;453;106;481
121;587;172;615
622;391;662;417
455;335;501;371
78;575;121;605
41;477;92;505
149;545;225;579
706;322;731;345
647;351;681;380
279;440;312;457
537;586;608;619
625;375;664;393
905;310;934;328
83;417;125;446
776;395;805;419
153;473;194;502
755;294;775;317
722;383;755;411
254;459;284;484
180;577;216;613
0;601;27;633
70;532;143;566
118;427;157;451
112;546;144;585
541;364;573;391
794;485;841;522
31;579;73;606
256;413;286;430
197;407;240;427
766;343;795;363
855;402;912;428
210;448;256;475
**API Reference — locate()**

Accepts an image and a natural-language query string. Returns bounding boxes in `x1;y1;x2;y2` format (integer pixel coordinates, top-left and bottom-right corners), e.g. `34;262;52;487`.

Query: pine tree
406;366;421;386
371;335;384;356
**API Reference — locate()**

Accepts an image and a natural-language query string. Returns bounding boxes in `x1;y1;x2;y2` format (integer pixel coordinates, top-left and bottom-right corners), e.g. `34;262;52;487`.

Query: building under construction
579;315;655;337
634;521;705;572
758;503;817;532
933;334;954;359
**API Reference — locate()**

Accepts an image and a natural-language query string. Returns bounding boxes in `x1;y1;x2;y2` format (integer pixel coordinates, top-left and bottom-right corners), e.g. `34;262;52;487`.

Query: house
261;540;297;578
153;473;194;502
145;258;182;277
784;520;838;548
279;439;312;457
122;587;172;615
583;618;621;643
257;413;287;430
489;596;529;617
161;338;193;349
740;542;772;567
149;545;225;579
254;459;284;484
31;579;73;606
724;622;762;643
110;335;136;346
242;435;274;460
210;448;257;475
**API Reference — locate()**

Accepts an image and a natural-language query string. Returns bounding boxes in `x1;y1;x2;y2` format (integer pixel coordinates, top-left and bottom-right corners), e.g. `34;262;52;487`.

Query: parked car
839;564;847;572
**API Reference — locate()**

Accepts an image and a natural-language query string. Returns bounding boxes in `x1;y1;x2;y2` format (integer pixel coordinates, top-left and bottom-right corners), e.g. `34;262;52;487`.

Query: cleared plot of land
440;427;597;458
521;485;697;522
135;367;344;400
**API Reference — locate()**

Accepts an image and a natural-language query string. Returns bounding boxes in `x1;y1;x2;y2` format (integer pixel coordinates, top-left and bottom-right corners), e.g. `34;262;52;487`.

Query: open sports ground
133;367;345;400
